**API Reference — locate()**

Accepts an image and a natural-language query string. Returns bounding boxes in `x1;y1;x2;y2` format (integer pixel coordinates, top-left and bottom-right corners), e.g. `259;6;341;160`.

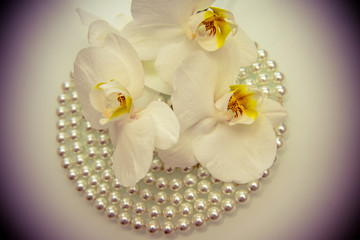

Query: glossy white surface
2;0;358;239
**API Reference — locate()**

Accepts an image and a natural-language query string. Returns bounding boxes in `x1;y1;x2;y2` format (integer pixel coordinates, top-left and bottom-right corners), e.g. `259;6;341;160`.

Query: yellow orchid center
91;81;133;124
227;85;258;120
195;7;237;50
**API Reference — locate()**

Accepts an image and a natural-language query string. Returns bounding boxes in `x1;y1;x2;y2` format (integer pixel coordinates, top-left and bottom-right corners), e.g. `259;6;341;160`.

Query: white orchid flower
121;0;258;94
158;52;287;183
76;8;163;103
74;33;180;186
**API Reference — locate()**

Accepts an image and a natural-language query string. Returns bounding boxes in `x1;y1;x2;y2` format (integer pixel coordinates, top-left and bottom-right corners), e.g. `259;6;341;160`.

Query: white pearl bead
118;212;131;225
75;179;87;192
207;207;221;221
131;217;145;230
183;173;197;187
164;165;175;173
243;78;254;86
257;73;268;85
80;165;91;177
143;172;156;185
222;183;235;195
56;106;66;118
184;188;197;202
163;205;177;219
208;192;221;205
154;191;168;205
192;213;206;228
238;68;247;80
181;166;193;173
149;205;162;218
94;197;108;211
177;218;191;232
274;84;286;97
194;199;208;212
75;154;85;166
170;192;183;206
162;221;175;235
197;166;210;179
211;176;222;184
179;203;193;216
140;188;153;201
221;198;235;212
150;158;163;172
97;183;110;195
62;80;72;92
93;160;105;172
146;220;160;233
257;49;268;61
86;134;95;145
70;117;80;128
235;190;249;204
57;93;67;104
169;178;183;191
126;184;139;195
120;198;133;211
56;132;67;143
87;147;98;158
99;134;109;145
155;177;168;190
84;121;92;132
84;188;97;201
72;141;82;153
105;205;118;218
133;202;146;215
112;178;122;189
67;168;79;181
71;91;78;102
61;157;71;169
57;145;68;157
275;122;287;136
262;169;271;179
101;169;114;181
261;86;270;97
88;175;100;186
70;103;80;115
273;71;285;84
108;191;121;203
197;180;211;193
247;181;261;192
251;62;261;73
276;137;284;149
56;119;66;130
266;60;277;72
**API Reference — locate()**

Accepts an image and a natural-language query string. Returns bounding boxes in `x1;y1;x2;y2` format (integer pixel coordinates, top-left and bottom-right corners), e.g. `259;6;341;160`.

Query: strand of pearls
56;47;287;235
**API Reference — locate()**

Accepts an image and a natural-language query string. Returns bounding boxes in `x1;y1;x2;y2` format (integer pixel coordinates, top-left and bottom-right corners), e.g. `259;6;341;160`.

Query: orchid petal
103;34;144;99
140;101;179;150
230;28;258;67
143;61;173;95
194;115;277;184
121;21;184;60
158;117;216;168
130;0;215;25
172;51;218;132
257;98;288;127
88;20;118;47
133;87;160;110
112;114;155;187
76;8;100;26
74;47;130;129
155;39;198;92
114;14;132;31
